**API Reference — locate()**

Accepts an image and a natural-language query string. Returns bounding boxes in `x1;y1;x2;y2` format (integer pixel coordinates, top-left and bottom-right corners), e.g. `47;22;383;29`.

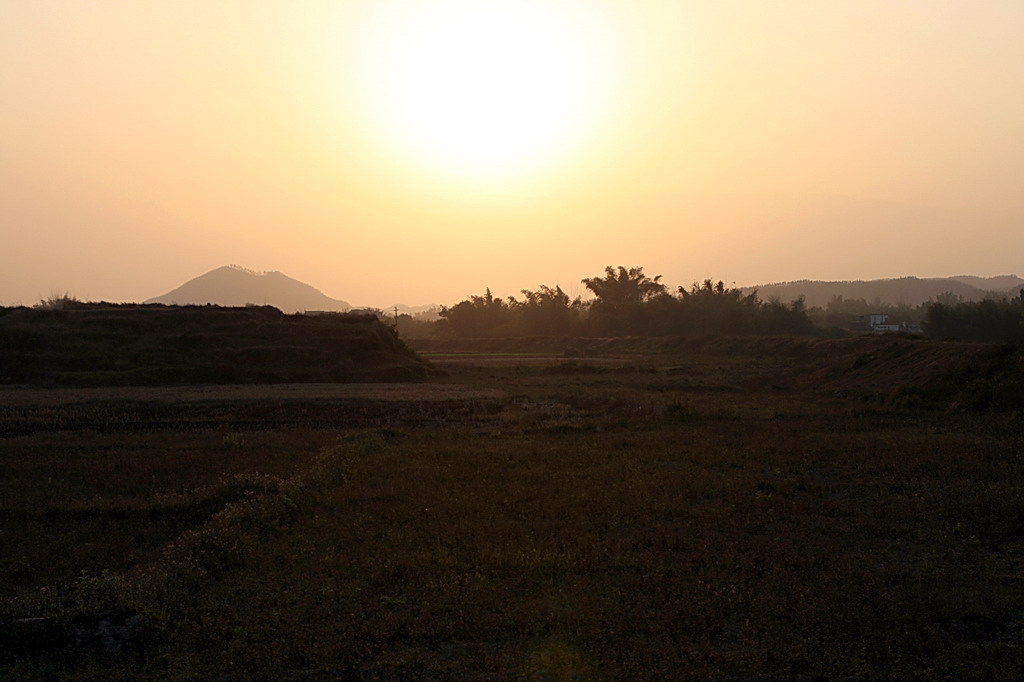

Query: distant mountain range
741;275;1024;308
146;265;351;314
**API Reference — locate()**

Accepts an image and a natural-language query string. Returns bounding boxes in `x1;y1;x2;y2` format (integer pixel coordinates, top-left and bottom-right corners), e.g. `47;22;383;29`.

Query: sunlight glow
349;0;618;184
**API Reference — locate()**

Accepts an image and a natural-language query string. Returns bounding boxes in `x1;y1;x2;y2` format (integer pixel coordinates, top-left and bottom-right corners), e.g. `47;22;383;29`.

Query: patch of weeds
544;361;602;375
221;431;245;449
478;399;506;415
664;400;697;421
852;352;877;369
541;423;587;436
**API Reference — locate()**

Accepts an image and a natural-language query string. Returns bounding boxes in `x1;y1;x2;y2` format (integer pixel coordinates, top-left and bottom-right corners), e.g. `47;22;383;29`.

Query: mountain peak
146;266;350;313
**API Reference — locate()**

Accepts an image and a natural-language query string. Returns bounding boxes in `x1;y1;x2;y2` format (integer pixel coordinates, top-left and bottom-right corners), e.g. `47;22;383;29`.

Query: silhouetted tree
438;288;515;337
924;292;1024;342
395;313;440;339
515;285;583;336
583;266;667;334
675;279;760;334
433;267;817;339
822;295;924;329
758;296;814;335
664;280;814;335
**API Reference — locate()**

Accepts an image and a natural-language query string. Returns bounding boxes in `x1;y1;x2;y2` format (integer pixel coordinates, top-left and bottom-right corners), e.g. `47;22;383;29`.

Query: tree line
401;266;811;338
819;290;1024;342
923;290;1024;342
392;266;1024;343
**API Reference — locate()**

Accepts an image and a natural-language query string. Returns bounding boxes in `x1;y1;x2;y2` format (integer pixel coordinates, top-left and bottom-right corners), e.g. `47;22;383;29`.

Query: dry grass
1;339;1022;679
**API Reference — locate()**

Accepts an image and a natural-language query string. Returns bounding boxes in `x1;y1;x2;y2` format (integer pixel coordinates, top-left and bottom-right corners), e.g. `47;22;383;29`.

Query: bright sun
350;0;617;184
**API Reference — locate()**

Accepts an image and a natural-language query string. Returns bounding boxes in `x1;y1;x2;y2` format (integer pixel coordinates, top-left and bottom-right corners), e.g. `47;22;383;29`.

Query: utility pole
393;306;399;330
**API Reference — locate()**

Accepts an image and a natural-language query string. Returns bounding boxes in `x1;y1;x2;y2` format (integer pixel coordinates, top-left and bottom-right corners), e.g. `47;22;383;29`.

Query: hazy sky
3;0;1023;307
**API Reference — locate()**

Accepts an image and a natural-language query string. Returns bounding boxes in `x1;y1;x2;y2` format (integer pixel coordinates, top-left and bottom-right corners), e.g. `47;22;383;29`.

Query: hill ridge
146;266;351;314
740;274;1023;308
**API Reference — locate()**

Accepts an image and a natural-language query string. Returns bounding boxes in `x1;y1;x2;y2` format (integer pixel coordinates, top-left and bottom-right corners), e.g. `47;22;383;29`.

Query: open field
2;338;1023;679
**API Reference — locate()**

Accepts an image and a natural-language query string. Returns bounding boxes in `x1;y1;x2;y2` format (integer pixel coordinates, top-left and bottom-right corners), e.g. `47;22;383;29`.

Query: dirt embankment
811;338;1024;411
0;304;429;386
412;334;1024;412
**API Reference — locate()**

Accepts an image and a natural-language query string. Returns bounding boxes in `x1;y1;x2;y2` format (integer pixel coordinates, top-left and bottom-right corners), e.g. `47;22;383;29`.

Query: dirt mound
794;338;1024;411
0;303;428;386
674;334;1022;412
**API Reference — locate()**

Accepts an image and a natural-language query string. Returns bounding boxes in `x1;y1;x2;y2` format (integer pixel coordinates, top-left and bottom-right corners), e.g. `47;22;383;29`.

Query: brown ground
1;336;1022;680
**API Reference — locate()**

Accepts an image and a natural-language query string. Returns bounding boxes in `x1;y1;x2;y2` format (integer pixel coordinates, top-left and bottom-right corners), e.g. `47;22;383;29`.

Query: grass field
1;338;1022;679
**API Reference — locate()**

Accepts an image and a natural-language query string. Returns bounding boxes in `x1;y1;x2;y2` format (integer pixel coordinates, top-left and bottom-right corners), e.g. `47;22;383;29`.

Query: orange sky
2;0;1023;308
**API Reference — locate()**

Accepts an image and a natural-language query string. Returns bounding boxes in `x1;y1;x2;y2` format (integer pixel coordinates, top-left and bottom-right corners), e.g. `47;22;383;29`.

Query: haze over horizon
3;1;1023;309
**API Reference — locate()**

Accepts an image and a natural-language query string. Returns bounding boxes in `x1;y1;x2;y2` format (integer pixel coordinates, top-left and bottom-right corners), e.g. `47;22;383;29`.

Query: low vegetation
1;335;1022;679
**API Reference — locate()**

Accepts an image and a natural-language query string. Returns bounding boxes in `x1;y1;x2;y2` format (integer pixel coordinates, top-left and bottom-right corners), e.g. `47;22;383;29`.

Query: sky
2;0;1023;308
